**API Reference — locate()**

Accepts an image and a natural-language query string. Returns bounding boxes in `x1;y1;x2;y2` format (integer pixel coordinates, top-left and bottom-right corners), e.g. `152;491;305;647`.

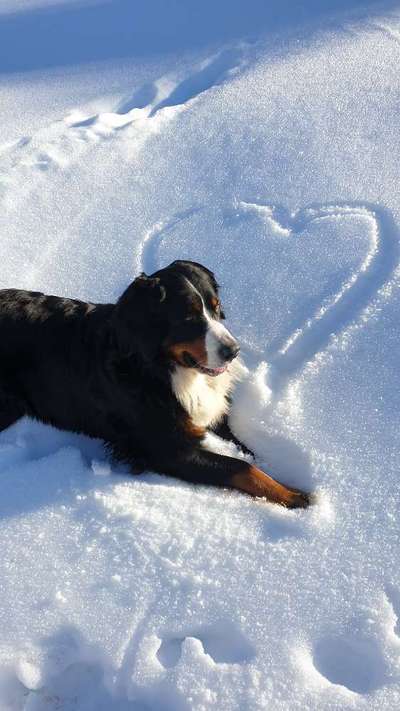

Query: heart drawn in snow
140;201;397;395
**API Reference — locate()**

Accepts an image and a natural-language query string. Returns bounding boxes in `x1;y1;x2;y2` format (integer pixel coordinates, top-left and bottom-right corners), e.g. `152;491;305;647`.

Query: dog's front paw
284;488;313;509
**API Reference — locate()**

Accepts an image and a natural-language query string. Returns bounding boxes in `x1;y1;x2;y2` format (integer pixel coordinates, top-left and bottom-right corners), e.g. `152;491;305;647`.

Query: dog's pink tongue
207;365;227;376
198;362;228;376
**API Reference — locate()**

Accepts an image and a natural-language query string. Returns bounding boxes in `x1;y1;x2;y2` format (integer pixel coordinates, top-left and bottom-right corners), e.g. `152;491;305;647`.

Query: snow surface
1;0;400;708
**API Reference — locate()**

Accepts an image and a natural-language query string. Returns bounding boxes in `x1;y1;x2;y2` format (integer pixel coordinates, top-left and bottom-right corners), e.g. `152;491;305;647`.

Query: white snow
1;0;400;708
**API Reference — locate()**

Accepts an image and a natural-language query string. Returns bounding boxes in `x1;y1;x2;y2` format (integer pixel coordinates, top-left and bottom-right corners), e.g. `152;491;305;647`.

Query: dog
0;260;310;508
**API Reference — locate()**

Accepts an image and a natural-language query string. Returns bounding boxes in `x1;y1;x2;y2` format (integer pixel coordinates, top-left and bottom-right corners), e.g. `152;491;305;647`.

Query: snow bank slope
1;1;400;709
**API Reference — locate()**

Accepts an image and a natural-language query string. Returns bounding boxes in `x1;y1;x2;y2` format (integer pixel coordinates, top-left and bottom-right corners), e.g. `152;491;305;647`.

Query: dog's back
0;289;112;436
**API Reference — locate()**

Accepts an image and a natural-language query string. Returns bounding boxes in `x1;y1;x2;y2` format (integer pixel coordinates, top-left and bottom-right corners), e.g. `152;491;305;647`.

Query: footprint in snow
70;46;244;142
148;47;244;117
385;583;400;639
312;634;387;693
0;46;245;194
156;620;255;668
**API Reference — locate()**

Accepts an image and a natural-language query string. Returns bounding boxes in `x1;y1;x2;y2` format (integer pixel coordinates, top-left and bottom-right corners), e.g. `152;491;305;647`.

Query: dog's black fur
0;260;310;507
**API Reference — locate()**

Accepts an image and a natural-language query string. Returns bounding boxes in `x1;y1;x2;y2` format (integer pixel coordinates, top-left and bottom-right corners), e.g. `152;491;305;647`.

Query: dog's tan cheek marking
230;464;309;508
168;337;207;365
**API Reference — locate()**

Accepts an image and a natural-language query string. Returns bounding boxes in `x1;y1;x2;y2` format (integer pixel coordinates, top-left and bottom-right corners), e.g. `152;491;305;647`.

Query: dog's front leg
157;448;310;509
211;414;254;458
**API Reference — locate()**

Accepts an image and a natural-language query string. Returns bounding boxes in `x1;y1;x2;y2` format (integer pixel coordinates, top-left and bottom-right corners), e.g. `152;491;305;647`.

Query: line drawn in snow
140;201;400;402
115;600;158;699
137;207;203;276
239;201;400;396
373;21;400;46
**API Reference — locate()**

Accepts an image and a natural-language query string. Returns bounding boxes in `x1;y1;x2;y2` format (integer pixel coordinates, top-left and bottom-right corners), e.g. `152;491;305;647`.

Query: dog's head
113;260;240;375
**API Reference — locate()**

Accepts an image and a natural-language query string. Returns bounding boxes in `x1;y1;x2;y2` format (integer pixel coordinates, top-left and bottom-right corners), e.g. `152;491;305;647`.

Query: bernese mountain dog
0;260;310;508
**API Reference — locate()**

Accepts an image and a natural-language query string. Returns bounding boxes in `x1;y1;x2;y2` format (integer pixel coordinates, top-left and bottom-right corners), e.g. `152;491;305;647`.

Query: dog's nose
219;341;240;362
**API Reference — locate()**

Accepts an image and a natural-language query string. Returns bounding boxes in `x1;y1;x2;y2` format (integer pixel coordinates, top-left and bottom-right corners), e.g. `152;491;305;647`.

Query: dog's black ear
112;274;167;361
132;273;167;305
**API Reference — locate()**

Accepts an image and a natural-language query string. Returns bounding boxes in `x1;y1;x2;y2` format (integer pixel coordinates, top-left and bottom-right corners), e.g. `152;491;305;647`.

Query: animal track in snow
0;136;30;158
156;620;255;668
7;658;137;710
69;47;244;134
384;584;400;638
312;634;387;693
0;46;245;207
148;47;244;116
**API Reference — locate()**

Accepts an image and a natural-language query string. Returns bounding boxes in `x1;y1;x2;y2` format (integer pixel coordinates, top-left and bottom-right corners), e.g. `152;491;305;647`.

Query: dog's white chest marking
171;360;243;429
